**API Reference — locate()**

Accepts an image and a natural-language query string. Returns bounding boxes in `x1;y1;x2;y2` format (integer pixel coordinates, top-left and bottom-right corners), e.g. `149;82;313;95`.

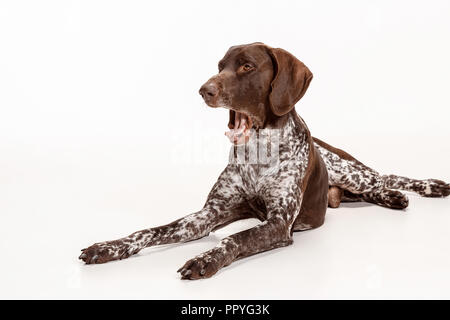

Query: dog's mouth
225;111;253;145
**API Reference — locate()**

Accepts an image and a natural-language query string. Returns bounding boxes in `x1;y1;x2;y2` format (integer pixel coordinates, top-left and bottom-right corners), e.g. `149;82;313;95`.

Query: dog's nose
199;82;219;101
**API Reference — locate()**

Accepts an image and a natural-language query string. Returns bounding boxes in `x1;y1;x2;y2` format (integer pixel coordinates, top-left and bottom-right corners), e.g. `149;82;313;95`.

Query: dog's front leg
79;208;227;264
177;162;308;279
79;166;247;264
177;208;298;280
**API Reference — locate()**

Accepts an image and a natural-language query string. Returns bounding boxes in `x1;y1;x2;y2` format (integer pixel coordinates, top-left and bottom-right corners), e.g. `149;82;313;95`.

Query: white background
0;0;449;299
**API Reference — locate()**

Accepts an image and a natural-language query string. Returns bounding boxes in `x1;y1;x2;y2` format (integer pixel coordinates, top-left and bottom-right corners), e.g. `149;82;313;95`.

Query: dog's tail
382;174;450;198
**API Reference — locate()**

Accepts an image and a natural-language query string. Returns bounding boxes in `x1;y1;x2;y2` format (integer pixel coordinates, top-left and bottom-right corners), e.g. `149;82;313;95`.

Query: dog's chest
229;114;310;196
237;163;280;194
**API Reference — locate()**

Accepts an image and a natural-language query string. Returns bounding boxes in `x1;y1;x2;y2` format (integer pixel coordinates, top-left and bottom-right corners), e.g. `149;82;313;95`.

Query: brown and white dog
79;42;449;279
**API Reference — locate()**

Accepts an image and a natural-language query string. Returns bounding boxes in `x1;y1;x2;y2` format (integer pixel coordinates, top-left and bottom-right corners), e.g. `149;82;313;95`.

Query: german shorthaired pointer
79;42;449;279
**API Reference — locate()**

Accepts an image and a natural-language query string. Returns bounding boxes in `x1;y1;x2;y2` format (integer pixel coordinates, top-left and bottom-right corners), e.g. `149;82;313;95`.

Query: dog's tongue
225;112;253;145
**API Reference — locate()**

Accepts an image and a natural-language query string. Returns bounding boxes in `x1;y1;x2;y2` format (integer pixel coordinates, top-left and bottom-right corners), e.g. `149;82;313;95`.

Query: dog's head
199;42;313;143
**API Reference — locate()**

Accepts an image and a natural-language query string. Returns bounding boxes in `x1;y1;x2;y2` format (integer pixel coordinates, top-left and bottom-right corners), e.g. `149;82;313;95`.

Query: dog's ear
267;47;313;116
228;110;235;129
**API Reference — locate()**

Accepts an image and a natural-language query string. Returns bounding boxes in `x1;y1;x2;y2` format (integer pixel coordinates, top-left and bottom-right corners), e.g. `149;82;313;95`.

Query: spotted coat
79;110;449;278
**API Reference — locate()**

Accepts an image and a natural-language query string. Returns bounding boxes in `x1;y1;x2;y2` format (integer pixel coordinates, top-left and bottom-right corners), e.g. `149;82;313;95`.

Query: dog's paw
419;179;450;198
363;189;409;210
177;252;222;280
383;190;409;209
79;239;139;264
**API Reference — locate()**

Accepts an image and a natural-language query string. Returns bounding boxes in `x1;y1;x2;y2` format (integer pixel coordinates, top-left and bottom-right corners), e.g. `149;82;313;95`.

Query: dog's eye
242;64;254;72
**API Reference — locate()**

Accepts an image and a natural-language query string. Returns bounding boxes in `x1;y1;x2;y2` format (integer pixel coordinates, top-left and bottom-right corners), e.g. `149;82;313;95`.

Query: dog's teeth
79;253;87;259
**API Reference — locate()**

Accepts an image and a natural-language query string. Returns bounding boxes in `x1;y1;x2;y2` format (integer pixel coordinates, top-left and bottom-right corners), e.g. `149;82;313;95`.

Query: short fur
79;43;449;279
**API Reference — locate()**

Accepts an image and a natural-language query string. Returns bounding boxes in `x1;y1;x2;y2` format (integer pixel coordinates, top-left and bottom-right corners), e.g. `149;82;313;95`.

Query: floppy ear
228;110;235;129
267;47;313;116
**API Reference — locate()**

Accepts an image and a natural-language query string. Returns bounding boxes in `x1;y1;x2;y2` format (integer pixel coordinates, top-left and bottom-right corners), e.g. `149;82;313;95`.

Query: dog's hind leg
314;137;448;210
313;138;386;195
345;175;448;209
339;189;409;209
383;175;449;198
360;189;409;209
316;142;411;210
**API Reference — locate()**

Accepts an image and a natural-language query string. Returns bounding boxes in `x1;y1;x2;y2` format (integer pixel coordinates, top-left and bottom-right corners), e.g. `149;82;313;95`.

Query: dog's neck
228;110;309;166
261;108;294;130
255;108;308;142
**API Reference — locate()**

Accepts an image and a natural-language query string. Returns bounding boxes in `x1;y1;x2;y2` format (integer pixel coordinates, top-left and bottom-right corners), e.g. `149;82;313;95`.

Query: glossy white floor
1;134;449;299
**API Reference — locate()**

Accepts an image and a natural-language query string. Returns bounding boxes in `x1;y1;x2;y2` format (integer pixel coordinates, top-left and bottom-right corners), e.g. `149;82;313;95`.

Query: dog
79;42;449;279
